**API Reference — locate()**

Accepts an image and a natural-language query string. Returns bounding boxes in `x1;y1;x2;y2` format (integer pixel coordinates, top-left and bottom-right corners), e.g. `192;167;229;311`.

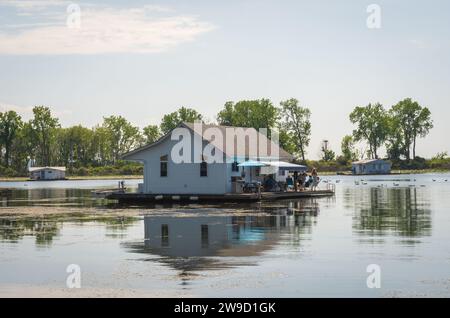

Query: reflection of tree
0;215;140;245
352;187;432;237
0;219;60;246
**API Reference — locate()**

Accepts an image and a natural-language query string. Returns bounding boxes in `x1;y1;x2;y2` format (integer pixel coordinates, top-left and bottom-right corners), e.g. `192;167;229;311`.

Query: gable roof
28;166;66;172
352;159;390;165
122;122;293;161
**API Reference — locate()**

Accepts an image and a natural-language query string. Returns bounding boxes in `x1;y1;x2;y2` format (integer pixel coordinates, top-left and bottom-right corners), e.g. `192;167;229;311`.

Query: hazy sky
1;0;449;159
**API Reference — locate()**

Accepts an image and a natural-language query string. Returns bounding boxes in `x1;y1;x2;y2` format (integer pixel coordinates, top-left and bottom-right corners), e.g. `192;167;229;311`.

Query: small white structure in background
352;159;391;175
28;166;66;180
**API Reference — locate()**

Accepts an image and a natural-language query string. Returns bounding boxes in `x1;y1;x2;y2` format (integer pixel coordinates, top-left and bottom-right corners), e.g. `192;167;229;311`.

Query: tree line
0;97;437;177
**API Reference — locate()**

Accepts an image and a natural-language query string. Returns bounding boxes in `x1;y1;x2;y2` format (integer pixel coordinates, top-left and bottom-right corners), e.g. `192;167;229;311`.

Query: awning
237;160;268;167
262;161;307;172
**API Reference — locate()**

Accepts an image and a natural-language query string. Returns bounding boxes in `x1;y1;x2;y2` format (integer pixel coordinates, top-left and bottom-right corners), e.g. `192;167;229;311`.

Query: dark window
161;224;169;247
232;161;239;172
200;161;207;177
160;155;168;177
201;224;209;248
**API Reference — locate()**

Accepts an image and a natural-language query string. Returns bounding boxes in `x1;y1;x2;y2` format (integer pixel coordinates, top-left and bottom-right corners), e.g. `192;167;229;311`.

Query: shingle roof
123;122;293;161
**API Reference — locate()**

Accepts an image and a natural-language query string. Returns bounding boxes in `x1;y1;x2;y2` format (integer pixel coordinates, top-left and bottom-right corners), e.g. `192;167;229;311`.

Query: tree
56;125;94;169
160;107;203;134
349;103;389;159
390;98;433;159
30;106;60;166
279;98;311;161
102;116;141;163
341;135;359;162
142;125;161;144
319;140;335;162
0;110;23;167
432;152;448;160
217;99;278;133
385;114;405;161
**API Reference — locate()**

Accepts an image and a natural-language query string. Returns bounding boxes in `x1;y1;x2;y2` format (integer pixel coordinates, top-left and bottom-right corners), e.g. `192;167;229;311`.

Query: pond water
1;174;450;297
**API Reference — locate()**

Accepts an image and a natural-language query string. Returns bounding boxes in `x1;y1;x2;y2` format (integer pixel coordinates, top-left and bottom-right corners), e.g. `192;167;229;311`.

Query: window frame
160;155;168;177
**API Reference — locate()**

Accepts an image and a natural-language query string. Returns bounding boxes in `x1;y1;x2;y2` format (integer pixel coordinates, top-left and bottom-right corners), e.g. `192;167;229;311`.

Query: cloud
0;102;34;119
0;5;215;55
0;102;73;120
1;0;70;11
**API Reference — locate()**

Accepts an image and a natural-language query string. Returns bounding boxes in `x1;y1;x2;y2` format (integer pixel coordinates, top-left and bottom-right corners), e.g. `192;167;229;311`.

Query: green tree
390;98;433;160
341;135;358;162
142;124;161;144
91;125;112;165
385;114;405;161
217;99;278;133
30;106;60;166
56;125;94;169
160;107;203;134
349;103;389;159
102;116;141;163
0;110;23;167
279;98;311;161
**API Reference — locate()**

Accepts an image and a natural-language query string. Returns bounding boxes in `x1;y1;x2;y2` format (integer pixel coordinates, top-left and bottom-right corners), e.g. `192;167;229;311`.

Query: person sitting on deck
304;175;313;188
299;172;307;191
286;175;294;191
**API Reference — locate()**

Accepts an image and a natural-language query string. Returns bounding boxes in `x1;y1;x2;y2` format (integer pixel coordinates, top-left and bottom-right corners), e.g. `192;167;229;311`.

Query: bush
0;166;20;177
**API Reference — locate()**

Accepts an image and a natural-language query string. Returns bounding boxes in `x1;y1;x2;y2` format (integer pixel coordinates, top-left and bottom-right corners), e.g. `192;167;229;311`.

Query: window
278;170;285;176
201;224;209;248
160;155;168;177
232;161;239;172
161;224;169;247
200;161;208;177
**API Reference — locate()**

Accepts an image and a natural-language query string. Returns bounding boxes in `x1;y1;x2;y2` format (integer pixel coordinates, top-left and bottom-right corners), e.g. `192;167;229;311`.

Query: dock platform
106;189;335;204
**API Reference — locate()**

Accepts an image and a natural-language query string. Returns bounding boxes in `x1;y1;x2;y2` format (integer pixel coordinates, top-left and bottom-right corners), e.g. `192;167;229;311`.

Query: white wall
30;169;65;180
127;135;229;194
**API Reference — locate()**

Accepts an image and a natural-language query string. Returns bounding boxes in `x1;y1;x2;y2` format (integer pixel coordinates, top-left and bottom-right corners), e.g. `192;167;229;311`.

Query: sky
0;0;449;159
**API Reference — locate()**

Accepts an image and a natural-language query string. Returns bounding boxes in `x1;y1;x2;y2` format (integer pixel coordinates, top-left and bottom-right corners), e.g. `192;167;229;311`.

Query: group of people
290;168;320;192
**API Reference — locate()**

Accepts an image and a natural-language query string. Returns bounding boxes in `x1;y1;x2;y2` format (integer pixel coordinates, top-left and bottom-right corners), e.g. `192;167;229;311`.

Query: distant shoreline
0;175;143;182
1;169;449;182
311;168;450;176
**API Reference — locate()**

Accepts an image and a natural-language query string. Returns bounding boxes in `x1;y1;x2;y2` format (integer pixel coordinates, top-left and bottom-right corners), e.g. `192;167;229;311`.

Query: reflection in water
351;187;432;238
0;219;60;246
0;216;139;246
0;188;101;207
124;201;320;280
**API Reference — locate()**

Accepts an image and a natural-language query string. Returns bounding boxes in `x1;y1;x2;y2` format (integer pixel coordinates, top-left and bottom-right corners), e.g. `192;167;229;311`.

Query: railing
326;183;336;193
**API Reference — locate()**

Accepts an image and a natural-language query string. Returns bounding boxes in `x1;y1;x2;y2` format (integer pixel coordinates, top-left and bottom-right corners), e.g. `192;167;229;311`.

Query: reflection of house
122;123;295;195
28;167;66;180
352;159;391;175
143;216;277;258
140;213;315;258
123;209;319;273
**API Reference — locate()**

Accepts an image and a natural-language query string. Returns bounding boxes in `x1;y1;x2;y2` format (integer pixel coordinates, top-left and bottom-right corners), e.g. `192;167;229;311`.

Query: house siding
127;134;228;194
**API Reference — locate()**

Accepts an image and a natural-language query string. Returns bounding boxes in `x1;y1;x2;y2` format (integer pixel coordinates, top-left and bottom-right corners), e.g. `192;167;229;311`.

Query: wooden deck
106;189;335;204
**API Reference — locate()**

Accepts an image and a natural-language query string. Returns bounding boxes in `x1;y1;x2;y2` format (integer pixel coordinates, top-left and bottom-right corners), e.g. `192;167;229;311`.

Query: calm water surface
1;174;450;297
